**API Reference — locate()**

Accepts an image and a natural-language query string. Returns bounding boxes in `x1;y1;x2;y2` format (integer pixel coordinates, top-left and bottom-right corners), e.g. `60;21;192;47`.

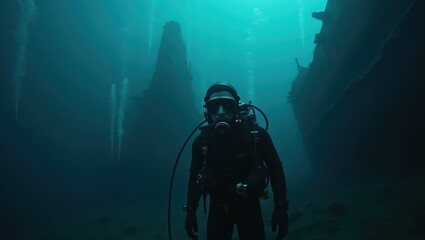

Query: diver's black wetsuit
186;125;287;240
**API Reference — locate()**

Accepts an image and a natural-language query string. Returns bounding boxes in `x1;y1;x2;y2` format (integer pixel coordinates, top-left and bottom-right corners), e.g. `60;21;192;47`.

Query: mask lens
207;98;236;115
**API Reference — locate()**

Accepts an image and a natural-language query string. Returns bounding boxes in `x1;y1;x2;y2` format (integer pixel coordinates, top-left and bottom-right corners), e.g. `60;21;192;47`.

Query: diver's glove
184;205;199;240
271;201;289;240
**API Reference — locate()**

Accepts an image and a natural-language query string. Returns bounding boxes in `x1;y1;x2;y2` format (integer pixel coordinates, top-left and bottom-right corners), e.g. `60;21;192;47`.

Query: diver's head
204;82;240;134
207;91;236;123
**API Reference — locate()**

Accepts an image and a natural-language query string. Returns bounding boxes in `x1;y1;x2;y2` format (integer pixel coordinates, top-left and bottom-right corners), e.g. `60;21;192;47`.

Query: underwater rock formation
125;21;199;200
289;0;425;179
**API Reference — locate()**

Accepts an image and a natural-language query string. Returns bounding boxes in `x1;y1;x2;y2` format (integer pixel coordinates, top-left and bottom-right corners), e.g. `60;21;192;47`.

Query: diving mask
206;97;236;135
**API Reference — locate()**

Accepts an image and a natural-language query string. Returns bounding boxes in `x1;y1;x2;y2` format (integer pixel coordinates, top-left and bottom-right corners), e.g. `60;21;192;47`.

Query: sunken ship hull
289;0;425;179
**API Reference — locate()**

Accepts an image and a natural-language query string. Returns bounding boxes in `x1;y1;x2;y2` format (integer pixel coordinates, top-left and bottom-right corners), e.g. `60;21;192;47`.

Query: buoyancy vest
196;122;269;201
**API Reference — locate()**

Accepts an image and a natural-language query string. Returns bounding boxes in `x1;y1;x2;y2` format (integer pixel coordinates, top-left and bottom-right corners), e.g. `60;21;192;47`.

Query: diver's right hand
185;212;199;240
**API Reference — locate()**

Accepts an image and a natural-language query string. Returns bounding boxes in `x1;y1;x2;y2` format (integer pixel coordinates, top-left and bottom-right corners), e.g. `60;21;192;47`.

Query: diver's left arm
259;128;288;206
259;128;289;239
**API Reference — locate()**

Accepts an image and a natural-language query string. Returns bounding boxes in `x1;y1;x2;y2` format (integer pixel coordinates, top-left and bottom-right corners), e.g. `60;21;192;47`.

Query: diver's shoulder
257;126;268;134
192;132;205;148
193;133;203;143
257;126;272;142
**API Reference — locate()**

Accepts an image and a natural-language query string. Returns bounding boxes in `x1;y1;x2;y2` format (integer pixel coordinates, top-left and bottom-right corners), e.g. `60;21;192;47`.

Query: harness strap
200;126;209;214
248;106;270;191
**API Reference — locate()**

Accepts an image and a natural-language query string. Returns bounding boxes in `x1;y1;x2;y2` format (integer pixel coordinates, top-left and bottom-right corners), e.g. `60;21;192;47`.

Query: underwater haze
7;0;423;239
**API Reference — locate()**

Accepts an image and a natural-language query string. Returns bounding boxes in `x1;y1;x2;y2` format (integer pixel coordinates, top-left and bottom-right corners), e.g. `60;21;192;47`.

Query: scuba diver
184;82;289;240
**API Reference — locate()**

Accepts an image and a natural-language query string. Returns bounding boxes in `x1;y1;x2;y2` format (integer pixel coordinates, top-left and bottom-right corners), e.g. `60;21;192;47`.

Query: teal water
0;0;327;239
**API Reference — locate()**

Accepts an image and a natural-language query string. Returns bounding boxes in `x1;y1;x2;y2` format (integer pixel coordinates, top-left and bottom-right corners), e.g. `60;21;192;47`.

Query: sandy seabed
36;174;424;240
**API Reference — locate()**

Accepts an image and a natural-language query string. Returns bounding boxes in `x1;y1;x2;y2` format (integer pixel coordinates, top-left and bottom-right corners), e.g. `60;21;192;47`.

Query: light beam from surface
13;0;37;122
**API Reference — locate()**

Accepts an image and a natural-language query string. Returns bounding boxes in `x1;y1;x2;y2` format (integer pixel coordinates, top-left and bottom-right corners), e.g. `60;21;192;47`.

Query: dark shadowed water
3;1;423;240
